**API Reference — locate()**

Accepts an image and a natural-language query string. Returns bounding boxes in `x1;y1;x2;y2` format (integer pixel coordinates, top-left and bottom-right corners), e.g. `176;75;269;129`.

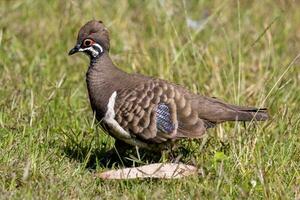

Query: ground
1;0;300;199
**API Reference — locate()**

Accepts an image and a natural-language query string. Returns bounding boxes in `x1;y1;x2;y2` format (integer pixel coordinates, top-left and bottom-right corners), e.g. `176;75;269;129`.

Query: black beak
68;44;80;55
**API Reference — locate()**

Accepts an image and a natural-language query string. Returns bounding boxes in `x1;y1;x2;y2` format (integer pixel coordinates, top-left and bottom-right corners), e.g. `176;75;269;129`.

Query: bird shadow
62;143;163;170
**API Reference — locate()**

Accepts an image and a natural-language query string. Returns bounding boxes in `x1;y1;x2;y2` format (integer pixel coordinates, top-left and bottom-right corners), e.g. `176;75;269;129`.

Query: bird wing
114;78;210;143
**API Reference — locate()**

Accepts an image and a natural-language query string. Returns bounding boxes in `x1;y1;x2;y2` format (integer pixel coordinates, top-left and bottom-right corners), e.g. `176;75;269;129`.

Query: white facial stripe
79;46;99;57
78;43;103;58
92;43;103;53
104;91;131;139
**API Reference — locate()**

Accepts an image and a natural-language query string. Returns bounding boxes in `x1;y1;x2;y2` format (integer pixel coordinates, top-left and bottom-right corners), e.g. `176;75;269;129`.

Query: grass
1;0;300;199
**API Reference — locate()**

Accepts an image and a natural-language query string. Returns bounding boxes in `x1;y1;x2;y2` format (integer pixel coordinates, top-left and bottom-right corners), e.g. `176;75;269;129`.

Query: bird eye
83;39;94;47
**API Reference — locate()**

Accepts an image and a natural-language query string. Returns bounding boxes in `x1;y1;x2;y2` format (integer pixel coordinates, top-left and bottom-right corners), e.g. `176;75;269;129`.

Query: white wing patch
104;91;131;139
103;91;155;149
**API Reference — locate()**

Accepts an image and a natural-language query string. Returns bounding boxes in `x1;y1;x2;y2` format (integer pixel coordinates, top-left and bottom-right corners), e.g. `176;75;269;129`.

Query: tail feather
226;106;269;121
197;96;269;123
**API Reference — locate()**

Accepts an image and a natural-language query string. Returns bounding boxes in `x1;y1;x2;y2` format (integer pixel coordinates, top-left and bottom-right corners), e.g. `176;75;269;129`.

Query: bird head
68;20;110;58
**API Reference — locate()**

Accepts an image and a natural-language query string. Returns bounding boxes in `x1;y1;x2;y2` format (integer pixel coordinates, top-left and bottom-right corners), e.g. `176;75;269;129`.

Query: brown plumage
69;20;269;149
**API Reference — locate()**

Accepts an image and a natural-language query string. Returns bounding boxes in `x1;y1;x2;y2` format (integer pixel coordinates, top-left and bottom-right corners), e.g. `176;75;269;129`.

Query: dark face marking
78;39;104;58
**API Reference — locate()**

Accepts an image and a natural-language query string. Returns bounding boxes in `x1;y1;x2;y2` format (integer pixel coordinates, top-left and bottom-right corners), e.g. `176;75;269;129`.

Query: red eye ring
83;39;94;47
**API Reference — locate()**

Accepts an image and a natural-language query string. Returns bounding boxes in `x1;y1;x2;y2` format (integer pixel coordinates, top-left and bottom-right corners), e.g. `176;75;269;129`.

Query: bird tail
224;105;269;121
197;97;269;123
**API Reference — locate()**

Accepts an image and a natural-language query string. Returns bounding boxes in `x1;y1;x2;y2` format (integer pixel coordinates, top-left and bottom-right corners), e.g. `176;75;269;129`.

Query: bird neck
86;52;127;118
88;52;120;75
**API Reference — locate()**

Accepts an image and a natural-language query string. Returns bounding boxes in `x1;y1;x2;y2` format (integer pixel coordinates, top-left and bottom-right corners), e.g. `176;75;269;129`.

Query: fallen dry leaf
97;163;198;180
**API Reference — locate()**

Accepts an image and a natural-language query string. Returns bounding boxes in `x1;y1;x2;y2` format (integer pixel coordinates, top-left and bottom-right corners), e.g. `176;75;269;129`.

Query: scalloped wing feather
114;79;209;143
